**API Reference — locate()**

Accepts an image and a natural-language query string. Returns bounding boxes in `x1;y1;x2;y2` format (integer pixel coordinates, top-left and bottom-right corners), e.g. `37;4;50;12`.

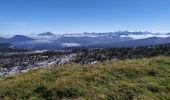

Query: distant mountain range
0;31;170;50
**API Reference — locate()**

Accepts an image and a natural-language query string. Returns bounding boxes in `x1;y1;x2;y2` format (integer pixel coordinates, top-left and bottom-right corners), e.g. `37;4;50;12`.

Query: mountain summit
9;35;34;42
38;32;54;36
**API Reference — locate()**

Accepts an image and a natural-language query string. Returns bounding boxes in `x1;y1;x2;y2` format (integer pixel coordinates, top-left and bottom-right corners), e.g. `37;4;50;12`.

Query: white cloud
62;43;81;47
121;34;170;39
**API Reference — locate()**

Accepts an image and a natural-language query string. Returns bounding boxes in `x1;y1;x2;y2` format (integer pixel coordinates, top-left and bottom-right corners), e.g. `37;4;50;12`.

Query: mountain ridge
0;31;170;50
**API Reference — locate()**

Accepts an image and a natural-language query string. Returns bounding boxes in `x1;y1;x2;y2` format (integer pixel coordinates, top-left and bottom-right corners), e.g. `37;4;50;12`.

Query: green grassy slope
0;56;170;100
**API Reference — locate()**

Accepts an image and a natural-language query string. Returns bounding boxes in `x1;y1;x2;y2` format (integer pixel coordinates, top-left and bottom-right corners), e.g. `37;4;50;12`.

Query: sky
0;0;170;36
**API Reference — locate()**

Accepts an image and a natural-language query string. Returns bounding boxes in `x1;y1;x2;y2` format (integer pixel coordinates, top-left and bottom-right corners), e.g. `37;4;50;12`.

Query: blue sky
0;0;170;36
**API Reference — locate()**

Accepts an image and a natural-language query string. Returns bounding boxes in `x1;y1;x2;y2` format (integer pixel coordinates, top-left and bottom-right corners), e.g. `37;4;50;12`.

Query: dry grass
0;56;170;100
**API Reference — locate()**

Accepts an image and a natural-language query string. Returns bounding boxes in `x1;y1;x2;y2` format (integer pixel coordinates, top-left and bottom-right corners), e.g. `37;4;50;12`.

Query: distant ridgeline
0;43;28;53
